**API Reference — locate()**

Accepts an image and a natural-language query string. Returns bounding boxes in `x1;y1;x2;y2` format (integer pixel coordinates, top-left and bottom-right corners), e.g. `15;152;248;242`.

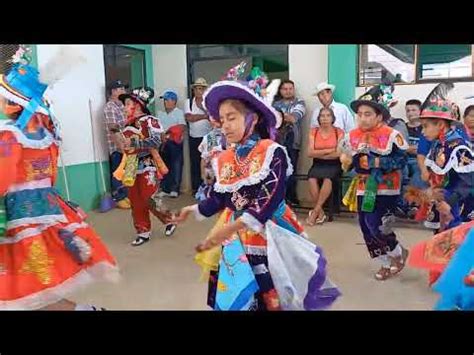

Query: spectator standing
103;80;130;209
311;82;355;133
273;79;306;205
185;77;212;195
158;89;186;198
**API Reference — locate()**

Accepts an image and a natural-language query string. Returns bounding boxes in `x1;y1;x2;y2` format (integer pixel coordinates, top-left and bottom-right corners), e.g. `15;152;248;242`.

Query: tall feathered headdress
0;45;86;130
420;83;460;121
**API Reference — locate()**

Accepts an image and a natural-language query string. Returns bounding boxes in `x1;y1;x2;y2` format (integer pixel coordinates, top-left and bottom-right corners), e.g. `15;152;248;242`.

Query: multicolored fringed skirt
200;203;341;311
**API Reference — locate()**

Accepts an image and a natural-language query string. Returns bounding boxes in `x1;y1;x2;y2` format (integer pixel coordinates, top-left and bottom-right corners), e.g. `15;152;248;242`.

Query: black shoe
91;305;107;311
407;207;418;219
165;224;177;237
131;235;150;246
394;206;407;219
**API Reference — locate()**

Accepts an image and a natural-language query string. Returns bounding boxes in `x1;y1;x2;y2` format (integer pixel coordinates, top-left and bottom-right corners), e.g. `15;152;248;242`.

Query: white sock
377;255;391;268
387;244;402;258
74;304;95;311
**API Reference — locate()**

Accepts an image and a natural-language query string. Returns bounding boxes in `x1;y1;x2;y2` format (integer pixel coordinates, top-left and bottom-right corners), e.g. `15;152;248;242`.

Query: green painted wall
56;161;111;212
124;45;154;114
328;45;358;200
328;45;358;110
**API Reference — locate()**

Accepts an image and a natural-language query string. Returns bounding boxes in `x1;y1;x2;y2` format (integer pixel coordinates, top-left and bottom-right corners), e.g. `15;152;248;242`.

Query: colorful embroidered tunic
194;137;340;310
345;124;408;197
0;115;118;310
424;128;474;228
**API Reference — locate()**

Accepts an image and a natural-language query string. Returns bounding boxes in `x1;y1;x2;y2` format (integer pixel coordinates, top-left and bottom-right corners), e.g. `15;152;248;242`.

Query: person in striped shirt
272;80;306;206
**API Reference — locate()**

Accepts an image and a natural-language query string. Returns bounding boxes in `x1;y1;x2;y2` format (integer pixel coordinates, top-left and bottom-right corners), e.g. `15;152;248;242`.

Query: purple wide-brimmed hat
203;80;282;129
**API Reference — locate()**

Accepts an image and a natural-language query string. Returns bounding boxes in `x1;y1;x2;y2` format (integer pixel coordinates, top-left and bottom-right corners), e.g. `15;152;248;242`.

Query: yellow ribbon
342;175;359;212
194;210;229;282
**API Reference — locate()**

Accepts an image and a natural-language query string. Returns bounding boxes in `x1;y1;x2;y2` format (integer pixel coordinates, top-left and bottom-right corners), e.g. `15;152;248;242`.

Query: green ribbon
0;196;6;237
361;175;378;213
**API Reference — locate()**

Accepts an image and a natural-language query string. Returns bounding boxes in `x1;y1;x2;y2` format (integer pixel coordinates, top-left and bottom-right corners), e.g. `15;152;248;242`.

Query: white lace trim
425;145;474;175
136;166;157;174
356;189;400;196
192;204;207;221
213;143;293;193
0;261;120;310
0;86;49;115
252;264;269;275
240;213;263;233
0;222;89;245
348;129;408;156
8;178;52;193
7;215;68;230
244;245;267;256
0;124;58;149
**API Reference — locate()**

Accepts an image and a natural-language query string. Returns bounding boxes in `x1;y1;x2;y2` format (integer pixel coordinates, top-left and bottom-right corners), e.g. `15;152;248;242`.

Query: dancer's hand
195;238;220;252
196;228;229;252
195;220;246;252
170;206;194;224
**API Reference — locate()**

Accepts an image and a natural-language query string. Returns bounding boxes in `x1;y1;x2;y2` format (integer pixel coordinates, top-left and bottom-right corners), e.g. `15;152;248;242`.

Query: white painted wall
289;45;328;201
355;82;474;121
37;45;108;167
152;45;191;192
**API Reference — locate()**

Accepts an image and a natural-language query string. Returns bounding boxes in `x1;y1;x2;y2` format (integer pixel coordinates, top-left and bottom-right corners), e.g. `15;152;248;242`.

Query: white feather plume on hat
39;45;87;87
263;79;280;107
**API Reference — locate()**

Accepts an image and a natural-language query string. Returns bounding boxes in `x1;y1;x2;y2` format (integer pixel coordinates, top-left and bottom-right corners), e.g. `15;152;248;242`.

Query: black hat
107;80;129;91
350;83;397;121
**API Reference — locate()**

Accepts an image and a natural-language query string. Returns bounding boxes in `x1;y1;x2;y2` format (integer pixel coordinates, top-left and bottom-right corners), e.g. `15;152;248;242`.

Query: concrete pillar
152;45;192;193
288;45;328;202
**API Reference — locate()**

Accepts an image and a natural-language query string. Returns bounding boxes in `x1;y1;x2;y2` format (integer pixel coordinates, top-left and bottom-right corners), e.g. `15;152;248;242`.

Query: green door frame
122;45;154;88
122;44;154;113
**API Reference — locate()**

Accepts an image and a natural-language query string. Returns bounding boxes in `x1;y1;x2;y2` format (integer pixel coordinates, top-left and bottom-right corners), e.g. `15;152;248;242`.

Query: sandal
131;236;150;247
306;210;317;226
315;212;327;225
375;267;392;281
390;247;409;275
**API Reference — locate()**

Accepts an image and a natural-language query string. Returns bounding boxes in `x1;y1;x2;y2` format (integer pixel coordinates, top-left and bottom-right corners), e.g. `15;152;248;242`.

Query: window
418;44;472;80
358;44;474;86
103;45;146;96
359;45;415;85
0;44;20;75
187;45;289;95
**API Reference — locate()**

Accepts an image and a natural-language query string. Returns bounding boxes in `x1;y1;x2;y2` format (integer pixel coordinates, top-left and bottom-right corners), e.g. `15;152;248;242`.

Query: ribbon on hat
225;61;247;81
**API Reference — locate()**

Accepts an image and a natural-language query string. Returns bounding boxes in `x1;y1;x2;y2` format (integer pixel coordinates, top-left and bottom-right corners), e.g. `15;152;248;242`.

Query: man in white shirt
184;77;212;194
157;89;186;198
310;82;355;133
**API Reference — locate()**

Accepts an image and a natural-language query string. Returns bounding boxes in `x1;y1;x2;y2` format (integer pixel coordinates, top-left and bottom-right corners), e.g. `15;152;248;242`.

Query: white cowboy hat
314;82;336;96
191;77;209;87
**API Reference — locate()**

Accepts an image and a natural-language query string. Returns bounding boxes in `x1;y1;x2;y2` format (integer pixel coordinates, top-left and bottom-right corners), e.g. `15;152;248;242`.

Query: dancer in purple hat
171;63;340;311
